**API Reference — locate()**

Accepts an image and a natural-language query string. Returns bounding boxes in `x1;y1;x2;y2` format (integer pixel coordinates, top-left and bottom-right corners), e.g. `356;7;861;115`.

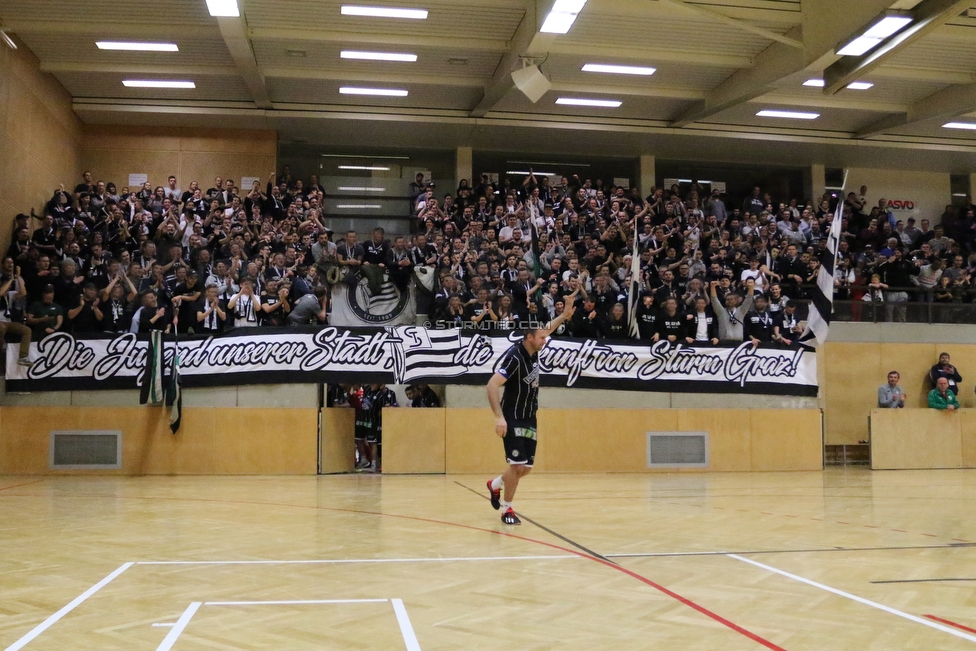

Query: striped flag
626;227;642;338
166;341;183;434
800;192;845;347
139;330;164;405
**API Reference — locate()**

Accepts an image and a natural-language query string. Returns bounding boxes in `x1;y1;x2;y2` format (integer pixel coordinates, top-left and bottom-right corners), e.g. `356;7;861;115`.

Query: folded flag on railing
139;330;164;405
166;341;182;434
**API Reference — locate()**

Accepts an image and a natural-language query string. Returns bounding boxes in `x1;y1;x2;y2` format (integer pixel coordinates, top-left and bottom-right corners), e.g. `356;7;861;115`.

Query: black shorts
355;424;369;441
366;429;381;445
503;425;537;467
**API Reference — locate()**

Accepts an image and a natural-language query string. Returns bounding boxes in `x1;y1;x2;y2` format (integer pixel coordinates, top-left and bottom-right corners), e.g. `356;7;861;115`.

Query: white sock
500;500;512;512
490;476;504;491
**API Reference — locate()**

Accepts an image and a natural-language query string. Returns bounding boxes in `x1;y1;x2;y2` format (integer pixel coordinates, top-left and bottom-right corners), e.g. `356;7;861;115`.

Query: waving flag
800;179;846;347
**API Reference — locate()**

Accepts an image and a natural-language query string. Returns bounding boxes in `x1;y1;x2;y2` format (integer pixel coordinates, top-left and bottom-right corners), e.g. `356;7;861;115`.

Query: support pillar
456;147;473;189
639;155;656;200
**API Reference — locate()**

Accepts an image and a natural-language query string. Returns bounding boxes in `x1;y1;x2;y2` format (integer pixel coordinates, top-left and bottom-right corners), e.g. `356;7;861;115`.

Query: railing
782;285;975;324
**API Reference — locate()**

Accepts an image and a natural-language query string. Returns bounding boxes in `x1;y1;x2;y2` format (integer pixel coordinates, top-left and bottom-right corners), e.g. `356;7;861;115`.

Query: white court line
392;599;422;651
205;599;389;606
155;602;201;651
729;555;976;645
3;562;133;651
136;555;576;566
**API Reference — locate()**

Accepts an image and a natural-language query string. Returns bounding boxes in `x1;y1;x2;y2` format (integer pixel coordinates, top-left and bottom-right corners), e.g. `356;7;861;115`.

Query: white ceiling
4;0;976;170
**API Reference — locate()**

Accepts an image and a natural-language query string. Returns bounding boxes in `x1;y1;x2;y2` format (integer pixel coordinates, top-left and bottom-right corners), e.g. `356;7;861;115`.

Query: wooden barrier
320;408;355;474
0;406;318;475
440;408;823;475
382;408;446;474
869;408;976;470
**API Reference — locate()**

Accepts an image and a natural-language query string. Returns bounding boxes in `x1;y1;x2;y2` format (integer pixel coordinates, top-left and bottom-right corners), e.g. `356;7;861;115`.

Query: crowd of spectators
3;166;973;360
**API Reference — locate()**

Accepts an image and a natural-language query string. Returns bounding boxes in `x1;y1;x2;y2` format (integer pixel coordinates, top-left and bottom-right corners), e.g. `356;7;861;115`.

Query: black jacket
743;309;775;342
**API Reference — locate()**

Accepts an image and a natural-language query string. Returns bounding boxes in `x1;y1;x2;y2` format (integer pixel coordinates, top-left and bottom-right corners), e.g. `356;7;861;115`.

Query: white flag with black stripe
800;195;844;347
626;229;642;339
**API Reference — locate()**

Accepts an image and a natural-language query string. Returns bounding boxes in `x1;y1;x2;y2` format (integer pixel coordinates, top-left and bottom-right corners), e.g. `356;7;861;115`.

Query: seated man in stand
878;370;906;409
928;377;960;411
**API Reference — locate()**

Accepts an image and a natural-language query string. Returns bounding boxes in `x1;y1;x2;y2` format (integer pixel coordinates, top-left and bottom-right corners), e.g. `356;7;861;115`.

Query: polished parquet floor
2;469;976;650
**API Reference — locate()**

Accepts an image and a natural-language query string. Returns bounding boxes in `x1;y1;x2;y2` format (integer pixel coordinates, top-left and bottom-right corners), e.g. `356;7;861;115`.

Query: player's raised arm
486;373;508;437
536;288;579;338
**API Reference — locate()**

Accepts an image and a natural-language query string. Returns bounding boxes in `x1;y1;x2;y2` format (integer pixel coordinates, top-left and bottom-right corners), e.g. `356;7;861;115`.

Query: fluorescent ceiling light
803;79;825;87
555;97;620;108
340;50;417;62
540;0;587;34
338;186;387;191
322;154;409;160
206;0;239;17
0;31;16;50
97;41;178;52
339;86;408;96
846;81;874;90
336;204;382;209
338;165;391;171
837;14;912;56
756;110;819;120
952;193;969;197
122;80;195;88
943;122;976;130
506;171;557;176
581;63;655;76
341;5;428;19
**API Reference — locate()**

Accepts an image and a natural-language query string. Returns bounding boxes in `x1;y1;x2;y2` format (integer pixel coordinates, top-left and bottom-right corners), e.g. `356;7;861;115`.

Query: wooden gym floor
2;469;976;650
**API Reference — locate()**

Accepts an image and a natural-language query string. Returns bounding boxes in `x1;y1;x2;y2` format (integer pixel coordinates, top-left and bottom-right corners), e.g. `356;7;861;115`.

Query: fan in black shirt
485;289;578;526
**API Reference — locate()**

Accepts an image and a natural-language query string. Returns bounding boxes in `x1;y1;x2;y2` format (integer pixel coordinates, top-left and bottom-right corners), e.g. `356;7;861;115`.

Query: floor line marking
151;624;176;627
0;479;45;493
155;602;200;651
926;615;976;635
2;562;133;651
453;481;617;565
392;599;422;651
606;542;976;557
136;555;577;566
728;555;976;645
874;578;976;584
205;599;388;606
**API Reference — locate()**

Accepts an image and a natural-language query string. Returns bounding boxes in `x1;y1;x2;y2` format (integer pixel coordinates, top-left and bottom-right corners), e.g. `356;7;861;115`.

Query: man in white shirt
227;278;260;328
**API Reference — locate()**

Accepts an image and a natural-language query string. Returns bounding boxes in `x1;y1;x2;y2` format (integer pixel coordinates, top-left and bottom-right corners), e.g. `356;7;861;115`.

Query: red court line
925;615;976;635
1;490;787;651
0;478;44;492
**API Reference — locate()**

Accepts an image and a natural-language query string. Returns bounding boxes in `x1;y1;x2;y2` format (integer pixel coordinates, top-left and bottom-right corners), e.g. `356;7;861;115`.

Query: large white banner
6;328;818;396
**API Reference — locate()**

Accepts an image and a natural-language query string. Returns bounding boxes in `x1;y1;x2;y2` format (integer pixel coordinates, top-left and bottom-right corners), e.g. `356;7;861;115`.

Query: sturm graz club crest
347;275;411;324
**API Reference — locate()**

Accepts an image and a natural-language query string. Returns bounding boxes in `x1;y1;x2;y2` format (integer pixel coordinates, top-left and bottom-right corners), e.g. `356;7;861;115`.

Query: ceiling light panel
97;41;179;51
837;14;913;57
555;97;620;107
943;122;976;130
581;63;655;76
846;82;874;90
341;5;428;19
206;0;239;17
340;51;417;62
122;80;196;88
338;165;391;170
803;79;825;87
339;87;408;96
756;110;819;120
540;0;587;34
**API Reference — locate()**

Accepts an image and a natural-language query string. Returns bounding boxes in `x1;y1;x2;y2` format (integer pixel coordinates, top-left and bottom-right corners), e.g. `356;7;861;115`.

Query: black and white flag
800;190;845;347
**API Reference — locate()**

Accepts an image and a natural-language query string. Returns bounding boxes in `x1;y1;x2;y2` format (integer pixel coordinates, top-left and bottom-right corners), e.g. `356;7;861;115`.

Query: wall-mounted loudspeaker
511;65;552;103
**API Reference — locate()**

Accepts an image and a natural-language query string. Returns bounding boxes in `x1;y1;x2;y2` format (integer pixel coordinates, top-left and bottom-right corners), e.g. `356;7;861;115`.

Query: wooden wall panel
540;410;679;473
749;410;823;471
678;410;752;472
0;407;316;475
383;409;446;474
213;409;317;475
445;409;498;475
870;409;962;469
320;408;355;474
823;342;881;445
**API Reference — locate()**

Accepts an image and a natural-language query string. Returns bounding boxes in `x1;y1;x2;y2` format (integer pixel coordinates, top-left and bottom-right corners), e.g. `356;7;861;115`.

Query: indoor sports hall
2;0;976;649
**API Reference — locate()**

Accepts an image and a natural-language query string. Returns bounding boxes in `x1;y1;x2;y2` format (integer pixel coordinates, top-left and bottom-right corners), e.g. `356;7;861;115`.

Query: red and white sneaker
501;508;521;525
487;479;501;510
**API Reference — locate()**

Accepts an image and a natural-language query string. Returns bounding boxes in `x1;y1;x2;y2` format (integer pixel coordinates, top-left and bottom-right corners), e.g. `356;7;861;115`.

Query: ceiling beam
470;0;556;117
40;62;239;76
750;92;908;114
655;0;804;48
263;68;484;87
248;27;508;53
857;81;976;137
823;0;973;95
872;66;975;85
3;20;218;39
546;43;752;68
216;13;271;110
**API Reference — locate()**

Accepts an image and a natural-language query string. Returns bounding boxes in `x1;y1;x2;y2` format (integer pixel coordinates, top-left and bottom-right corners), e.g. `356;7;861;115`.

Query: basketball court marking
605;542;976;558
135;555;578;566
155;602;200;651
728;554;976;645
2;562;133;651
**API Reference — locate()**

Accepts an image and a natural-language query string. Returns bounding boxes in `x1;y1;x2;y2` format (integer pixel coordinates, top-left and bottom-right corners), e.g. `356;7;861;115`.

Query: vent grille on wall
50;431;122;469
647;432;708;468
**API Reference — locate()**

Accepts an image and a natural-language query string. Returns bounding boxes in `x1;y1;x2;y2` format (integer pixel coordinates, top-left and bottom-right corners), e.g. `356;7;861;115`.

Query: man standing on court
878;371;906;408
486;290;578;525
